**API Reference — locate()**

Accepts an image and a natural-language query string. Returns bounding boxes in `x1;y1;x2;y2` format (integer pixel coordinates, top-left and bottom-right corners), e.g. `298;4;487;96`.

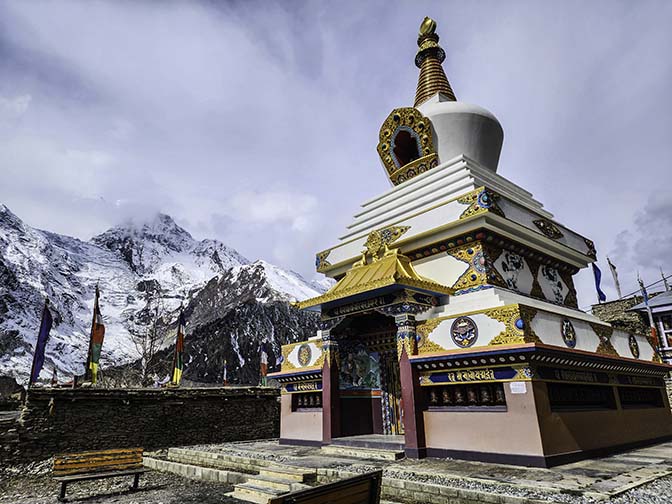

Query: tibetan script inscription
444;368;495;383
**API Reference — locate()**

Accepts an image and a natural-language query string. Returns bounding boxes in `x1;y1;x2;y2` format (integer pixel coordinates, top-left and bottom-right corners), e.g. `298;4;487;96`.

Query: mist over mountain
0;204;325;384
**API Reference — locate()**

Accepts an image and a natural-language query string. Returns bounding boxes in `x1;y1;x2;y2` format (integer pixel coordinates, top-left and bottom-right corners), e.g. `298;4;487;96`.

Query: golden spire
414;16;456;107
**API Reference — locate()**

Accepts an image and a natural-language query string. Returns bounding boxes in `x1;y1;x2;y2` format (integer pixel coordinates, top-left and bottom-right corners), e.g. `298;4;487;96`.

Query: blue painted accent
285;382;322;393
453;285;494;296
515;318;525;330
412;346;529;364
427;367;518;384
273;369;323;380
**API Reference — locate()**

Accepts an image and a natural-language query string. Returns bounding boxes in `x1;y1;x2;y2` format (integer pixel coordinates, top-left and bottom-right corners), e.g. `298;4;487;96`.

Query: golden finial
419;16;436;36
414;16;456;106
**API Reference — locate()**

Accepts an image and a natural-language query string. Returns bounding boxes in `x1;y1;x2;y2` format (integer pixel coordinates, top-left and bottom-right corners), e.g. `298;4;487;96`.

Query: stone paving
2;441;671;503
180;439;672;502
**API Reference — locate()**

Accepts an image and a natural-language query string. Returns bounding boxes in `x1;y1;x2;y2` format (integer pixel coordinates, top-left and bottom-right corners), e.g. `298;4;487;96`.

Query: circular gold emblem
450;316;478;348
298;344;312;367
629;334;640;359
561;319;576;348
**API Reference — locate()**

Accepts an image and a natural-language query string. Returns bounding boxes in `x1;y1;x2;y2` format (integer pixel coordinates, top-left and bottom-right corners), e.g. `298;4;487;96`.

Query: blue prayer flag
591;263;607;303
30;302;53;385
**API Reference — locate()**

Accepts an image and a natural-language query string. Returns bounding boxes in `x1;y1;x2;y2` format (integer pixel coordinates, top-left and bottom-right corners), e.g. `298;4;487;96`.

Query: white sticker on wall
509;381;527;394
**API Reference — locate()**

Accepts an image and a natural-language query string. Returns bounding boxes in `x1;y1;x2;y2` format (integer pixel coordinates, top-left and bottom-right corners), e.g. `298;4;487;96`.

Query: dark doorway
392;129;421;167
333;313;401;437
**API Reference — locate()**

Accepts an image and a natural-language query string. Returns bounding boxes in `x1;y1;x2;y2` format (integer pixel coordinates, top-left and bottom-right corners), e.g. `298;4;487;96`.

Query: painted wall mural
338;342;381;390
538;265;569;304
495;250;532;292
445;240;577;308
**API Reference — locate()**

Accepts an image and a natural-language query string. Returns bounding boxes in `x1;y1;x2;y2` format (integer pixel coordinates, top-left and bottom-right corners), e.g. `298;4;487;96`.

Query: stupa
270;17;672;467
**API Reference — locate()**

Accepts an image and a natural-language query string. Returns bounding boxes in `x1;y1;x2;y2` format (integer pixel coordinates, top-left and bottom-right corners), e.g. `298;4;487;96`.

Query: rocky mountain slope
0;204;324;384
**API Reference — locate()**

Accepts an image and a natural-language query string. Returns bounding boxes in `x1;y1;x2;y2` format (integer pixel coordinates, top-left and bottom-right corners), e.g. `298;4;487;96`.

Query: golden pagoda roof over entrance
297;246;453;311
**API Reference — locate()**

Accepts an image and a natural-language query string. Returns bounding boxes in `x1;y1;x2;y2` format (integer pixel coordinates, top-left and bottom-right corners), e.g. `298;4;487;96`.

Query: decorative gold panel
559;270;578;308
526;258;545;300
533;218;564;239
447;242;506;292
315;250;332;273
486;305;541;345
485;305;526;345
448;242;488;291
589;323;619;358
281;340;324;372
416;318;446;354
457;187;504;220
388;153;438;186
363;225;410;260
520;306;542;343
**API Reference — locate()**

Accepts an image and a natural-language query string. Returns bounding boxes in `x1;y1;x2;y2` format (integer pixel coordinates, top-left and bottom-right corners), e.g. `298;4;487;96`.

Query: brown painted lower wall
279;394;322;442
533;381;672;459
3;387;279;465
423;382;545;457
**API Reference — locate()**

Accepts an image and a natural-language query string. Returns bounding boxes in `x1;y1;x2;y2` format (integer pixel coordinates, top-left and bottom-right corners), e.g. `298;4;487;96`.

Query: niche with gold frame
377;107;439;185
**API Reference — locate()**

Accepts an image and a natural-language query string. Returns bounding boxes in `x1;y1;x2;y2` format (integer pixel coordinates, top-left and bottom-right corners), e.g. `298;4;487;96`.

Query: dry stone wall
2;387;279;465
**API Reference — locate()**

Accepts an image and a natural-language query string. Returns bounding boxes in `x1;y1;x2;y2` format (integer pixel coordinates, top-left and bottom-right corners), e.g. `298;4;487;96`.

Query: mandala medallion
629;334;640;359
561;319;577;348
298;344;312;367
472;251;487;273
451;316;478;348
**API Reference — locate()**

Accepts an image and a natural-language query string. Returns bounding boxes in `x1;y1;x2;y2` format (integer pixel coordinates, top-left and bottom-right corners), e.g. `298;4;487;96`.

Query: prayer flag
171;309;186;386
260;342;268;386
607;257;622;298
591;263;607;303
29;300;53;386
87;286;106;384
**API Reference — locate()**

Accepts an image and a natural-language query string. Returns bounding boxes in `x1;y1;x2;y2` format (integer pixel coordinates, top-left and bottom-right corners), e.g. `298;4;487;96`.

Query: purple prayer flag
30;303;53;385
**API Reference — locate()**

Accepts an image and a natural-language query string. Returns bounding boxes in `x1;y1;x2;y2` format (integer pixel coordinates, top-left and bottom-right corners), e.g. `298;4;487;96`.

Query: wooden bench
268;470;383;504
53;447;147;501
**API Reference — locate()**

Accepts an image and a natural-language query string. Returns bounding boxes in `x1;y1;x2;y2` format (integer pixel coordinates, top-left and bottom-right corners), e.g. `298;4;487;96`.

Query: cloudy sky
1;0;671;307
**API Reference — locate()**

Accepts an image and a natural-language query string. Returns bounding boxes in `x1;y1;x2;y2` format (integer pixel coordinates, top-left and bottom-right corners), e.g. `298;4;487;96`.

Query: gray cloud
0;0;670;302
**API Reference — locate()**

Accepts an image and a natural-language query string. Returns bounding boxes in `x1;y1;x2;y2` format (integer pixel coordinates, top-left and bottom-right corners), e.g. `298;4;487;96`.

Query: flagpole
28;298;49;388
662;267;670;292
638;274;667;363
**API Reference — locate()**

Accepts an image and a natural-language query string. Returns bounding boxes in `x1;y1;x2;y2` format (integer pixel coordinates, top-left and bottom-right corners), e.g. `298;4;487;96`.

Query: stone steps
160;449;322;503
258;466;316;484
320;444;405;461
246;473;311;492
228;482;287;504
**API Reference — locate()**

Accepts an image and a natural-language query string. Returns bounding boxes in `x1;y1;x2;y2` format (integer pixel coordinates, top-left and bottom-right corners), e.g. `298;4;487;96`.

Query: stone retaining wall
1;387;279;465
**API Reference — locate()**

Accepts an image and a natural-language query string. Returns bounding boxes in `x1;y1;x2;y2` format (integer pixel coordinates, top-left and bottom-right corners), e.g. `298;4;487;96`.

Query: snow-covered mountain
0;204;324;384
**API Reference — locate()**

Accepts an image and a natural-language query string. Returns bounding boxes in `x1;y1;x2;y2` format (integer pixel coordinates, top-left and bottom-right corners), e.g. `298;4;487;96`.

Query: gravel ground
1;458;671;504
607;474;672;504
0;461;241;504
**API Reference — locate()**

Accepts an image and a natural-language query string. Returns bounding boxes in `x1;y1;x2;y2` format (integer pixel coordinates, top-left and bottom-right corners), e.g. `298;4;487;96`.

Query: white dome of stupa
376;17;504;185
417;95;503;173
